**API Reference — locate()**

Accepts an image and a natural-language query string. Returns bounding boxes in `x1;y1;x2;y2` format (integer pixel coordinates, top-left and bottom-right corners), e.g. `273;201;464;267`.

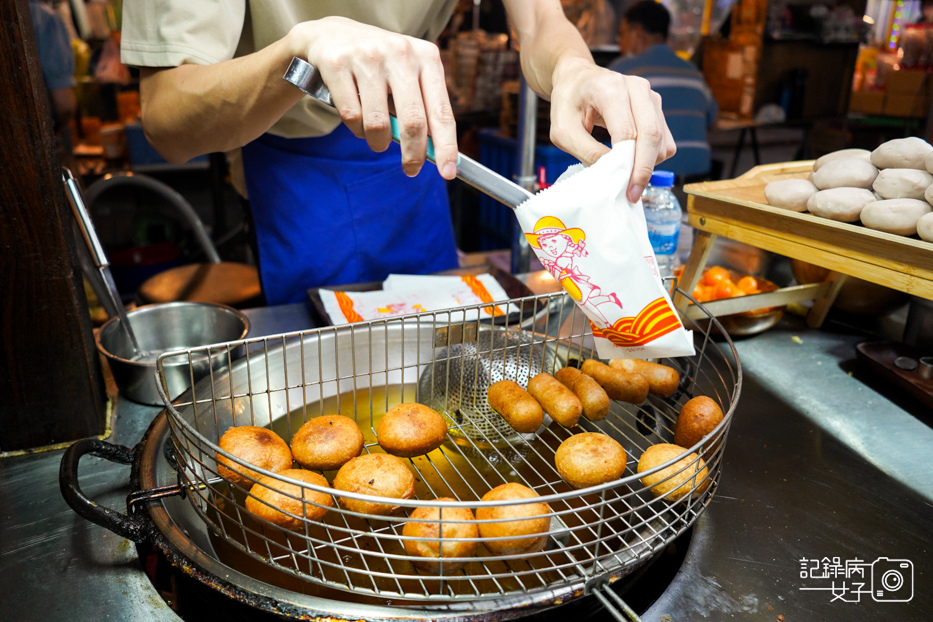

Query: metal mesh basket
156;290;741;606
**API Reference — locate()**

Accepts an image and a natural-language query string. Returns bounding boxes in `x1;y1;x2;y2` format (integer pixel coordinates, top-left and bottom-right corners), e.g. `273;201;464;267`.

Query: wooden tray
681;162;933;316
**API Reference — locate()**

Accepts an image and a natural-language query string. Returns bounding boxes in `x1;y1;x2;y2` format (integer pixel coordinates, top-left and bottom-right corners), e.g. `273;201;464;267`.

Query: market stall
2;1;932;621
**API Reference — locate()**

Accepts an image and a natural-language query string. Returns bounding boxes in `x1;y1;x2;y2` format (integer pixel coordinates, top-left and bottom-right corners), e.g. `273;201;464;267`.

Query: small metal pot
97;301;250;405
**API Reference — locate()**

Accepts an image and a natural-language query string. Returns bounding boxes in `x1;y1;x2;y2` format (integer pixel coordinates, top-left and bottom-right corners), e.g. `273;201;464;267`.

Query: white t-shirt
120;0;458;138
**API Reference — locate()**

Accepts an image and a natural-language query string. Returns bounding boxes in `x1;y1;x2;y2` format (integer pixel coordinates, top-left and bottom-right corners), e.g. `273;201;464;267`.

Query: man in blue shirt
609;1;718;178
28;0;76;164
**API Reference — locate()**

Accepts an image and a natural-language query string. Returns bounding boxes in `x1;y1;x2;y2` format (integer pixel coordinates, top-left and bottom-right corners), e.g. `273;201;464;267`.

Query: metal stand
511;78;538;274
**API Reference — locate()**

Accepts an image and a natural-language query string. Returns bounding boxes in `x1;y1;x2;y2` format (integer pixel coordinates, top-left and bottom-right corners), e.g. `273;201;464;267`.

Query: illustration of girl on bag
525;216;623;327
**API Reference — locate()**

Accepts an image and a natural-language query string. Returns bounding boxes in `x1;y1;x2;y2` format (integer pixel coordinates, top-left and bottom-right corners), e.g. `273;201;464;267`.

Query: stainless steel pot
97;301;249;405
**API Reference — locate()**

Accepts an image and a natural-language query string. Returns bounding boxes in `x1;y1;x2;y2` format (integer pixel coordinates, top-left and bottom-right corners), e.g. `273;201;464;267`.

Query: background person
121;1;675;305
28;0;77;166
609;0;717;179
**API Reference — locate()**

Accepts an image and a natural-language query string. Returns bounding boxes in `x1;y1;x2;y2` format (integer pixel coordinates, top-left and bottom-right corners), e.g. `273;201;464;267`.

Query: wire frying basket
155;289;741;608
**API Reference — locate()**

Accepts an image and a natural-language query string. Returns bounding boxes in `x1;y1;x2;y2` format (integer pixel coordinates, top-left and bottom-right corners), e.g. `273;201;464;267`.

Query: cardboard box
703;38;756;119
849;90;886;115
886;69;931;96
882;92;931;118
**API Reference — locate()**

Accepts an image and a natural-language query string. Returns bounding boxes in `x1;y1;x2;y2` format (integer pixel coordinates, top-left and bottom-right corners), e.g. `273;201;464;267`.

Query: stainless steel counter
2;298;931;621
649;321;933;621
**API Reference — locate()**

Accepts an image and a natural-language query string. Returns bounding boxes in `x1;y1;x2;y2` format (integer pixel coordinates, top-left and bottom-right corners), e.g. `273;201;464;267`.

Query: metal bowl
97;302;250;405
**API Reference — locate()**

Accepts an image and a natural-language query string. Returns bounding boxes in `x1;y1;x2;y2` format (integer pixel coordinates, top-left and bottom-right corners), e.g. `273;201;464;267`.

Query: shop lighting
888;0;905;50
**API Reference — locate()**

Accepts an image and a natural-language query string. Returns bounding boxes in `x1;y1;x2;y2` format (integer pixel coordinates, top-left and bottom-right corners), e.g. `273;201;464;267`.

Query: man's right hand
288;17;459;180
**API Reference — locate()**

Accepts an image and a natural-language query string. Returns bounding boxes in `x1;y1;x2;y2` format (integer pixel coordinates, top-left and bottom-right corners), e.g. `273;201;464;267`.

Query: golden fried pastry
580;359;649;404
527;372;583;428
402;498;478;573
376;403;448;458
333;453;415;516
291;415;364;471
609;358;680;398
487;379;544;433
637;443;709;502
476;482;550;556
216;425;293;486
245;469;333;530
554;366;610;421
555;432;627;489
674;396;724;449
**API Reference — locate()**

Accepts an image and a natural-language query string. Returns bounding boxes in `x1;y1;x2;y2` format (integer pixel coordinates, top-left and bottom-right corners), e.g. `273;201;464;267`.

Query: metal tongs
283;57;534;210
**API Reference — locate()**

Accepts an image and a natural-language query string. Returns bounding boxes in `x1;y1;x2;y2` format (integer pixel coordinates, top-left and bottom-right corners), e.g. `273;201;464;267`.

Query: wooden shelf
677;161;933;326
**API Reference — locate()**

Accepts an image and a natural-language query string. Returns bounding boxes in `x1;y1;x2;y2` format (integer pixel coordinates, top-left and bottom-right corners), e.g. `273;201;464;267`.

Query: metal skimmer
420;325;557;443
153;290;741;617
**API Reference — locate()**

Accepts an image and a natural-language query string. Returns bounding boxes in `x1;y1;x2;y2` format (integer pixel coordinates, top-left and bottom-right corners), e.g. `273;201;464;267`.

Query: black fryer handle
59;438;151;544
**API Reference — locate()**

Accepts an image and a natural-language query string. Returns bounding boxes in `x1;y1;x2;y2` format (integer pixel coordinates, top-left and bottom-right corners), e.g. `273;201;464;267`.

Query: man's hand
503;0;675;203
290;17;459;180
549;57;676;203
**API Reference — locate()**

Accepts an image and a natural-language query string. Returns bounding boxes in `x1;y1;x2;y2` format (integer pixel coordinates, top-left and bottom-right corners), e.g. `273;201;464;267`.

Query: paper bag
319;273;514;324
515;141;694;359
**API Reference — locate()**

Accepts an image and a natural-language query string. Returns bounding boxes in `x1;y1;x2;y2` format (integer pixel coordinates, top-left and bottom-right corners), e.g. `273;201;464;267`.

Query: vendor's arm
139;38;301;165
140;17;458;179
503;0;676;202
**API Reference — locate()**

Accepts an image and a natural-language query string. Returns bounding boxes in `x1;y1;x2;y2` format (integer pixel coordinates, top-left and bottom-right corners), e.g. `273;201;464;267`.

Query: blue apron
241;124;459;305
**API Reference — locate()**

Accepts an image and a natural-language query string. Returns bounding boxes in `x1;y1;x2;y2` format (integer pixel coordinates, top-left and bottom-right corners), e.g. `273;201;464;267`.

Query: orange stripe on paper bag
591;298;683;347
461;275;505;317
334;291;364;323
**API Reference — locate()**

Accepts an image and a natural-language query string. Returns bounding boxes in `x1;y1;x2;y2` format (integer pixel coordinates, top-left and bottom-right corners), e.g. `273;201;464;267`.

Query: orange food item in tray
736;275;759;294
713;279;743;300
680;266;763;303
692;283;712;302
676;266;782;331
701;266;731;288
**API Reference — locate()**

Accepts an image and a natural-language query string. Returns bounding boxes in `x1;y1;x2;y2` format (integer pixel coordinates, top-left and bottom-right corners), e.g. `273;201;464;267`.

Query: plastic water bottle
642;170;682;279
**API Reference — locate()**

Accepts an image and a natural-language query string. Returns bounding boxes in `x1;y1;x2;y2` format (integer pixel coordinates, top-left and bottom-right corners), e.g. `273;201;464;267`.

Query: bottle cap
649;170;675;187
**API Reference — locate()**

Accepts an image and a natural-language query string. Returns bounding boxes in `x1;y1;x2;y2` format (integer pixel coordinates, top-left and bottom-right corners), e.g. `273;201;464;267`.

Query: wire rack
156;290;741;604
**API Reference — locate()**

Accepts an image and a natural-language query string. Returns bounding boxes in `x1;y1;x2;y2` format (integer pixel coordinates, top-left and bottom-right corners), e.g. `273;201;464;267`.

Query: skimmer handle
63;167;108;269
62;167;145;356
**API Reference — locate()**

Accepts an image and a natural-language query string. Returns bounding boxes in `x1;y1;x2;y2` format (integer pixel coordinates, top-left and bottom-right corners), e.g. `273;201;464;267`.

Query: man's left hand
548;58;676;203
